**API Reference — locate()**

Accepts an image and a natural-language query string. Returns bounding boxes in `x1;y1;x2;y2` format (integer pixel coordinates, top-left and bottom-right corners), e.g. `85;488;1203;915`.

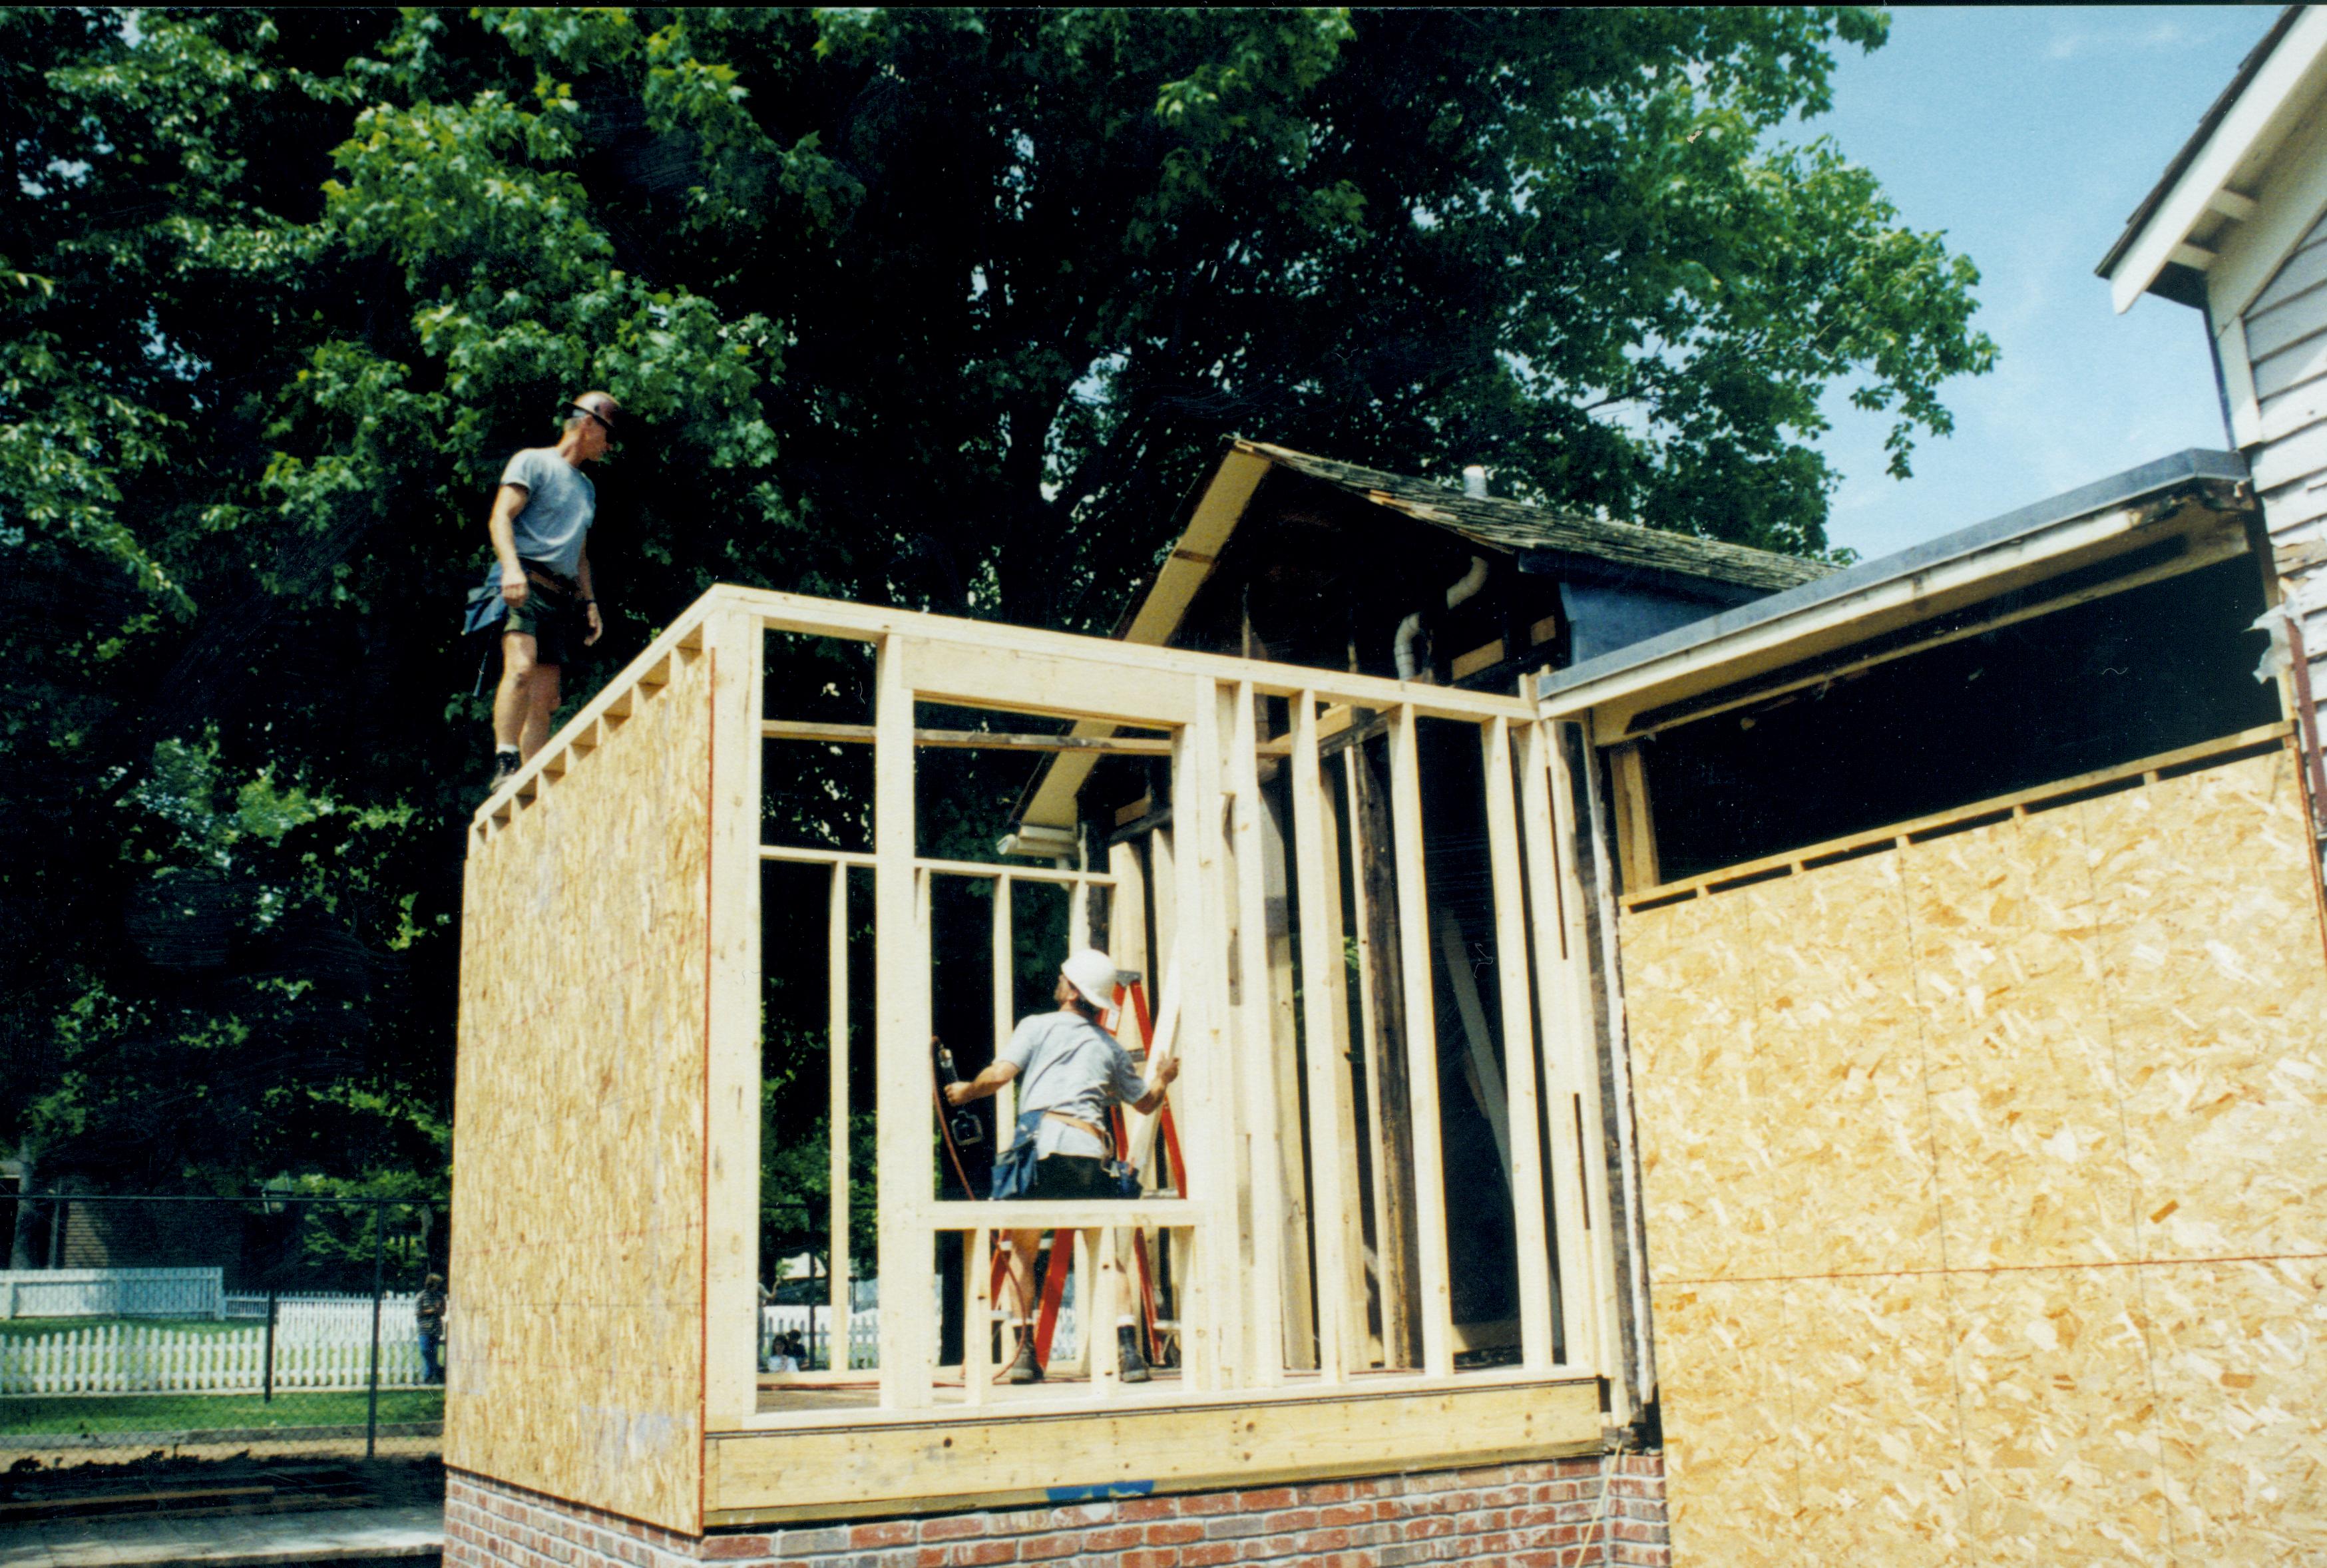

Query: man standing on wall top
483;391;619;787
945;948;1178;1384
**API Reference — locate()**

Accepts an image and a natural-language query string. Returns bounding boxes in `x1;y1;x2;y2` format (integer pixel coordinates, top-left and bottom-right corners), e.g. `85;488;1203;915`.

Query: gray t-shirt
1000;1010;1146;1159
499;447;596;579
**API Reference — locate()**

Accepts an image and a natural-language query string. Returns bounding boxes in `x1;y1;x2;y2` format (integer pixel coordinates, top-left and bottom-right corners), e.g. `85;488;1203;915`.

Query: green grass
0;1388;444;1436
0;1316;250;1340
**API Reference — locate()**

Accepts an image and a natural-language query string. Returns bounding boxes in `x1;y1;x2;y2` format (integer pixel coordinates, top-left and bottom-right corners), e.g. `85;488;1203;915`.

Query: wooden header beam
719;584;1538;723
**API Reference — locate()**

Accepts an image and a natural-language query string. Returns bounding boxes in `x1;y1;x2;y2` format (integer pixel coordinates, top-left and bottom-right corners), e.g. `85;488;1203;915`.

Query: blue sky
1806;5;2280;560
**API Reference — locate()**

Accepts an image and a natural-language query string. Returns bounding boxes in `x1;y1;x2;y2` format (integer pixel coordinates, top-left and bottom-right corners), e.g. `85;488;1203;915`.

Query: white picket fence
0;1295;425;1395
0;1269;224;1321
756;1305;1084;1369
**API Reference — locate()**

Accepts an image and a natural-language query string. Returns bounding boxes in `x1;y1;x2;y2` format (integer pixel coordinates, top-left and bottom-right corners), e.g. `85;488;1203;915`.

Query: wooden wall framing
1621;738;2327;1563
450;586;1619;1534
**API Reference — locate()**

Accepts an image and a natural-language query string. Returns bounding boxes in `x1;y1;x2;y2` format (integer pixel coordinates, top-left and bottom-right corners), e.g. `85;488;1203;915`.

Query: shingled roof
1243;441;1834;595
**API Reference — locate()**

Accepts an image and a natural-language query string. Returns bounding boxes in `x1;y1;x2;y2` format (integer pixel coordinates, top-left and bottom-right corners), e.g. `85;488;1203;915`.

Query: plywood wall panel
2144;1255;2327;1564
1744;859;1942;1279
1622;892;1775;1284
1950;1265;2171;1566
1654;1281;1799;1568
1785;1273;1968;1566
2085;754;2327;1264
1905;812;2138;1270
448;648;715;1533
1623;746;2327;1567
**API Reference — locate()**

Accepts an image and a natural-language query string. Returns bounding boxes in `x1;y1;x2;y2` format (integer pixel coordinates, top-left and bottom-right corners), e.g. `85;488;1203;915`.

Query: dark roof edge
1104;435;1253;642
1536;449;2253;702
2097;5;2304;281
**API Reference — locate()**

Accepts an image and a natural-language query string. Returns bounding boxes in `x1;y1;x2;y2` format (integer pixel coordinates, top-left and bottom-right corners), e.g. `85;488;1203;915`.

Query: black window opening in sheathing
1638;553;2282;886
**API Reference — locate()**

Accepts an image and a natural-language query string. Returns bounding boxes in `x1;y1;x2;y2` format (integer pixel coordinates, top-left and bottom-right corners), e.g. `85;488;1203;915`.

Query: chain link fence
0;1192;447;1487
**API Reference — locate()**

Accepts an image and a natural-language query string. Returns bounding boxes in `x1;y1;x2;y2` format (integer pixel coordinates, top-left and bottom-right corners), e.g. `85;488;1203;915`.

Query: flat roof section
1535;449;2253;731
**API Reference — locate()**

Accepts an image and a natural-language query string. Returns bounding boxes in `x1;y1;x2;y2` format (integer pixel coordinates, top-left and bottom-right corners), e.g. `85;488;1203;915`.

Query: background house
2101;1;2327;844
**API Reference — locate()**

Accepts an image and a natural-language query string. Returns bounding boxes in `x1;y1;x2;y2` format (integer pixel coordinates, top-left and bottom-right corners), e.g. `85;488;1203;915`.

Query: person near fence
943;948;1177;1384
415;1273;447;1384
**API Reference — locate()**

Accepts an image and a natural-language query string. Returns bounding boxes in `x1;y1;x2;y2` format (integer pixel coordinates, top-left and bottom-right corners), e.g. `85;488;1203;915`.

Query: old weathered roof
1243;441;1834;595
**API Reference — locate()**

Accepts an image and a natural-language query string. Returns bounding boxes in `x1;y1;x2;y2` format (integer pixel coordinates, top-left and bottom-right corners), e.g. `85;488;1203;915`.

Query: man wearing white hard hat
945;946;1178;1384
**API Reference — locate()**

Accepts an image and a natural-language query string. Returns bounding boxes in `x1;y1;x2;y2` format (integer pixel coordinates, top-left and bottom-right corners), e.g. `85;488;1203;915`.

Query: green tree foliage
0;7;1990;1195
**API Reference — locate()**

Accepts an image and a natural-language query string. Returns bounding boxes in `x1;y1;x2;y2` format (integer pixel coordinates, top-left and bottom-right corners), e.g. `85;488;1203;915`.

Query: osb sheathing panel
1626;747;2327;1566
447;649;714;1534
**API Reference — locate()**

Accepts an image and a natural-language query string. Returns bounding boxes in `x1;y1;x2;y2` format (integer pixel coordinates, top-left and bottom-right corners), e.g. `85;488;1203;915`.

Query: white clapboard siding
2248;208;2327;316
2253;327;2327;402
2238;199;2327;756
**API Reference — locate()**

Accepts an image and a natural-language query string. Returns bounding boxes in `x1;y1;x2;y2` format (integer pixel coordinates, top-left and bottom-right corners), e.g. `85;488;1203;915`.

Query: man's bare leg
1004;1227;1044;1379
522;660;562;759
493;632;540;753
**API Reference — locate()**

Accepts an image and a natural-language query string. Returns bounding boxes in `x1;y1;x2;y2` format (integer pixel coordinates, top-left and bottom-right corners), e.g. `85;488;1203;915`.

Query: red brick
1180;1547;1237;1568
702;1534;777;1559
955;1541;1020;1565
1233;1487;1296;1511
922;1516;990;1543
1120;1552;1180;1568
1144;1523;1203;1546
1120;1498;1179;1522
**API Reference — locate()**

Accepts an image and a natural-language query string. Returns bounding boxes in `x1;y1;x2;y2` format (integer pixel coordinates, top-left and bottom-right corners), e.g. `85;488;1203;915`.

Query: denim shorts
1027;1154;1112;1199
505;564;586;667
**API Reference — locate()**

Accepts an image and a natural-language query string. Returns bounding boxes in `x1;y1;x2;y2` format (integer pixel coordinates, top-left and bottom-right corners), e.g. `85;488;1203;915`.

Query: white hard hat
1061;948;1118;1011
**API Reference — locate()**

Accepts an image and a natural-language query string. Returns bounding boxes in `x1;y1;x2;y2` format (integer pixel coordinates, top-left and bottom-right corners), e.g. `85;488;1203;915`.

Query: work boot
1118;1325;1150;1384
1004;1333;1043;1384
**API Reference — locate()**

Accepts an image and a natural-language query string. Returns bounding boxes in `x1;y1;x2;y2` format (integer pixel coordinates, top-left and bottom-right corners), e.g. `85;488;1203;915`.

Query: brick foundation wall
443;1454;1668;1568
